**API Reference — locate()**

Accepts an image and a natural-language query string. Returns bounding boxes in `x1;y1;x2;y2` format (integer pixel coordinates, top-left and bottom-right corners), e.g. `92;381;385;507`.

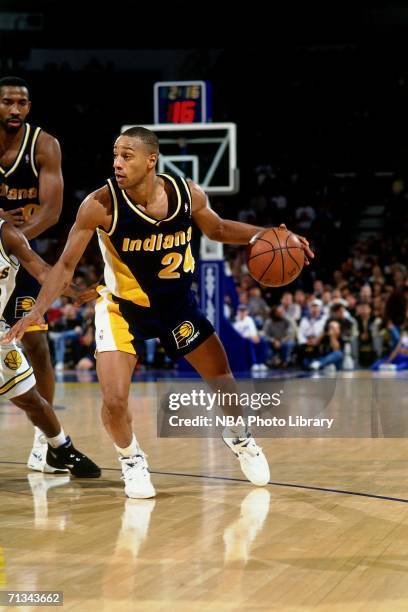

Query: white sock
46;428;67;448
33;426;45;444
115;434;139;458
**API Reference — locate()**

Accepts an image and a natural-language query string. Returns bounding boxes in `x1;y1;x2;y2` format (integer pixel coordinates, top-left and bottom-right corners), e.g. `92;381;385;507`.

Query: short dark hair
0;76;30;97
121;126;159;154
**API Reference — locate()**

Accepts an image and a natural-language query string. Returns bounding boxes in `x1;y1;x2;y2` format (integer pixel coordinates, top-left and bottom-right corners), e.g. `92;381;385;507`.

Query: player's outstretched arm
2;188;110;342
190;181;314;262
1;223;80;300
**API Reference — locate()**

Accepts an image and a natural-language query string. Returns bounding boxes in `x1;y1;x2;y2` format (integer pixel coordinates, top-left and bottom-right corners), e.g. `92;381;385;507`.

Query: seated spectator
355;303;377;367
247;287;269;328
294;289;308;321
359;284;373;305
48;302;83;370
306;320;344;372
333;270;348;291
345;293;358;318
233;304;268;372
327;302;358;360
297;298;327;364
369;264;385;286
330;288;343;303
237;290;250;308
313;279;324;298
372;320;408;370
263;305;297;367
391;263;407;289
75;304;97;371
328;303;357;340
372;295;385;319
321;290;333;317
281;291;301;323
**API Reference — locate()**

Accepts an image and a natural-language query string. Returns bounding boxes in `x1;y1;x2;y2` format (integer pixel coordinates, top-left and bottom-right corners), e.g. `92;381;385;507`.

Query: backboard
120;122;239;195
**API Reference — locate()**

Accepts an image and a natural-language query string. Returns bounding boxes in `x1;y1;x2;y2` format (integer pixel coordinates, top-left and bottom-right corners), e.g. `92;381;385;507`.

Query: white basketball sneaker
27;427;69;474
120;453;156;499
223;431;270;486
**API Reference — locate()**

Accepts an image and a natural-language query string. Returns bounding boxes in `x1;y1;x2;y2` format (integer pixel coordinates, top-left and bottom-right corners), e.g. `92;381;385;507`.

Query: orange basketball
246;227;305;287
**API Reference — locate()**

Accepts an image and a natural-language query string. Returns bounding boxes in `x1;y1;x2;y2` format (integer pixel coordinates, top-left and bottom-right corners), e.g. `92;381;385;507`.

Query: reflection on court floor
1;374;408;611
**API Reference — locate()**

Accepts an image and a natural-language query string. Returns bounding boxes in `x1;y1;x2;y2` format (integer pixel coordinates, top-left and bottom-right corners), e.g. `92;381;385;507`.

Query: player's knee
12;387;44;415
103;393;128;419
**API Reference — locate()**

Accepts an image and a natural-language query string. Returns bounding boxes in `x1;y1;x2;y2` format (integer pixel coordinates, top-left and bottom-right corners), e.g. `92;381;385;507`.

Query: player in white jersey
0;219;100;478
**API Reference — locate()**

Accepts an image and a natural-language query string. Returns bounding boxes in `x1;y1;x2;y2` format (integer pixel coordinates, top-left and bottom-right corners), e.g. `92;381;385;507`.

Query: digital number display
154;81;212;124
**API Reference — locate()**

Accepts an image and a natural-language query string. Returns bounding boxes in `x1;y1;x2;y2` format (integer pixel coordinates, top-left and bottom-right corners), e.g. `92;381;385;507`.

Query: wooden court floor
1;374;408;611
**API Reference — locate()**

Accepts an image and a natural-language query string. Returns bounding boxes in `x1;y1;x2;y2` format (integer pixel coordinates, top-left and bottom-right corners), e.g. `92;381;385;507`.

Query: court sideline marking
1;460;408;504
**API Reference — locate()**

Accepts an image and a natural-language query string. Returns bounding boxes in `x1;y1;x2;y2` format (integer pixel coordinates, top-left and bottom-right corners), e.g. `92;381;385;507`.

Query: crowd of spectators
224;233;408;373
43;197;408;373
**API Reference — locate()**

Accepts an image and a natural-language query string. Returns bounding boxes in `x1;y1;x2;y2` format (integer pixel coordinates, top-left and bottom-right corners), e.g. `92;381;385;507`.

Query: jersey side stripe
157;173;182;224
94;289;118;351
97;231;150;307
179;176;192;215
94;288;137;355
4;124;31;178
107;294;137;355
104;179;119;235
30;127;42;178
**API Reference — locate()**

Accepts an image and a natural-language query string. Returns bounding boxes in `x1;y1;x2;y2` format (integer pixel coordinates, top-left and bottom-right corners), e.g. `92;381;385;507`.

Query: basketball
246;227;305;287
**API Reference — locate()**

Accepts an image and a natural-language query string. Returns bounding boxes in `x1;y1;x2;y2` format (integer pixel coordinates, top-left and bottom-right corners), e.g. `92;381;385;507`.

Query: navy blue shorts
94;288;215;360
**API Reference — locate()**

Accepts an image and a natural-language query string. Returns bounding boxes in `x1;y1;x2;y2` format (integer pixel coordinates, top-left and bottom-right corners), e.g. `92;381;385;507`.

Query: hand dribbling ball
246;227;305;287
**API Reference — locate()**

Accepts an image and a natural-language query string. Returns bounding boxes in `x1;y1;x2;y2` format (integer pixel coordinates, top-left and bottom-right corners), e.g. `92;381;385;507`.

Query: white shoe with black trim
120;453;156;499
223;431;270;486
27;429;69;474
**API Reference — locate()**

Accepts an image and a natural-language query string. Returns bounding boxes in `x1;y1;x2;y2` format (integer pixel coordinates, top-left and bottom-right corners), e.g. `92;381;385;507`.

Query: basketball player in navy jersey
5;127;314;499
0;76;65;472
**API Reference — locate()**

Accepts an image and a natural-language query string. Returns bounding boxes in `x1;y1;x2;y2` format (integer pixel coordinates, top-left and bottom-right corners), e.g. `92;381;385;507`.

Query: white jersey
0;220;20;321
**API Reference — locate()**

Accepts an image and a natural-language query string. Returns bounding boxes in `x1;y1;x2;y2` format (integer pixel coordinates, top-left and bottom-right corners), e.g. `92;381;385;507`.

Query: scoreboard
154;80;212;124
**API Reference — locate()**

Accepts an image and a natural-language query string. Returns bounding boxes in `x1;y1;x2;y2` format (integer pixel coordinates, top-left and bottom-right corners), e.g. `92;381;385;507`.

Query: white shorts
0;341;35;400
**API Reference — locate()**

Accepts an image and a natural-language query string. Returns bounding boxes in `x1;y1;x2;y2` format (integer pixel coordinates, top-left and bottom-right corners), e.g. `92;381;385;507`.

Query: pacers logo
172;321;195;349
4;350;22;371
15;296;35;319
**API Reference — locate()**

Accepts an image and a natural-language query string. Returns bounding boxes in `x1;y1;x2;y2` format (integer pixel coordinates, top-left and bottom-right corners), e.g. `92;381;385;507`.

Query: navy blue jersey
97;173;196;310
1;124;46;327
0;123;41;218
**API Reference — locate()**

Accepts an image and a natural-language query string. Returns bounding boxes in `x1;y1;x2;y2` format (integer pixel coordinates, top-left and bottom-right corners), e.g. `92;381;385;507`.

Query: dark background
1;3;408;279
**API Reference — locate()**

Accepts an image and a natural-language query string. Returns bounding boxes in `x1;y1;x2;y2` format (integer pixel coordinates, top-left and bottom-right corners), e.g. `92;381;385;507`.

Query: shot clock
154;81;212;124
